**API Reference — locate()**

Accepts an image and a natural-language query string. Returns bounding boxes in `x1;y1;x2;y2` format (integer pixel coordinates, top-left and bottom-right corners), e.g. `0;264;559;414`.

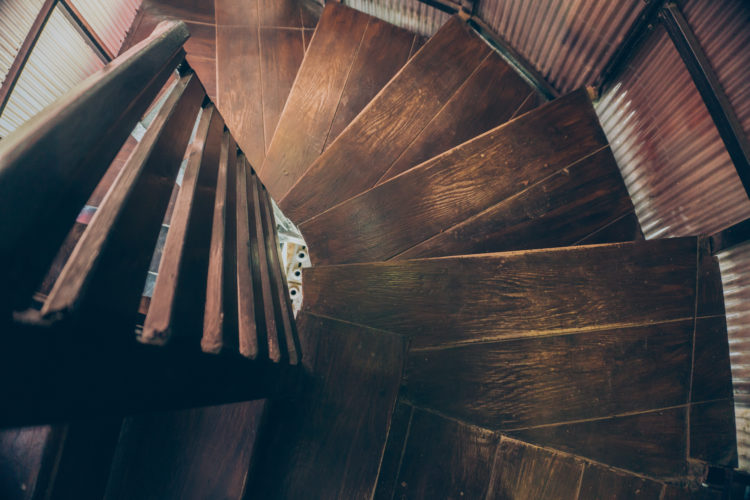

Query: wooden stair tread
247;313;406;499
299;89;628;266
279;15;538;224
259;2;417;201
301;238;702;350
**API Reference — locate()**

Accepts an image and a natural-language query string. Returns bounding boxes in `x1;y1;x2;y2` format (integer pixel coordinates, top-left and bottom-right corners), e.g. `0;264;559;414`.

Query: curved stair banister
0;21;301;428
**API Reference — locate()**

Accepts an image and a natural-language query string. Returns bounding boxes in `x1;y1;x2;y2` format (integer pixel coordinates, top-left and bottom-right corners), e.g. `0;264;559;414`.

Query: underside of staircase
1;1;740;499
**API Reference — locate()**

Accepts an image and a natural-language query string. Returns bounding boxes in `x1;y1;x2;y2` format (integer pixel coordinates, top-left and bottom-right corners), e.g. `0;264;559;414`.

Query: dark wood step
279;15;538;224
299;89;634;266
302;238;703;350
246;312;407;499
259;2;417;201
375;403;723;499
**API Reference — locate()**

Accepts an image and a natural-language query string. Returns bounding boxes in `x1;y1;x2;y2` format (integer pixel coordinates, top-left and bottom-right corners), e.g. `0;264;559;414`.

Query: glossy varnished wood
303;239;698;349
280;16;494;223
486;437;584;500
142;104;224;345
299;90;613;264
0;22;188;312
690;399;738;467
373;401;413;500
248;313;406;499
402;320;693;430
42;73;204;324
394;409;498;499
259;3;372;200
378;51;535;183
394;146;635;260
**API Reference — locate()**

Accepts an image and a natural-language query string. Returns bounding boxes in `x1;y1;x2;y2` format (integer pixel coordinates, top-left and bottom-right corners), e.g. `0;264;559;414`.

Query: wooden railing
0;21;300;427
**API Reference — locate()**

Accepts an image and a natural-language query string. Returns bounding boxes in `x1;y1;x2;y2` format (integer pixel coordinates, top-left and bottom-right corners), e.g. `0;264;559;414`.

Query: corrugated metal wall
477;0;646;94
594;24;750;238
343;0;450;36
682;0;750;141
0;0;46;88
0;3;105;138
68;0;141;56
719;243;750;470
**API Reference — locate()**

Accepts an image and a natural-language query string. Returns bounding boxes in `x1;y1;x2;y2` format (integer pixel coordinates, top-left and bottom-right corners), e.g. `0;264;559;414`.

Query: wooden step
246;312;407;499
299;89;636;266
303;238;735;479
302;238;702;350
259;2;418;201
278;15;538;224
375;405;719;499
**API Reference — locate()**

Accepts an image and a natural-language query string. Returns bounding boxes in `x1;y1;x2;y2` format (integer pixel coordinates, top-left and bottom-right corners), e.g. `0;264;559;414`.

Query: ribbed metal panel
477;0;645;94
595;25;750;238
681;0;750;143
0;3;105;138
718;242;750;470
0;0;45;88
68;0;141;56
343;0;450;36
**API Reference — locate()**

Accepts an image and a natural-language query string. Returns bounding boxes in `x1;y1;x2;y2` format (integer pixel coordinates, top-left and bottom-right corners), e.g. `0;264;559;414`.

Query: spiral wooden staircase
0;2;738;499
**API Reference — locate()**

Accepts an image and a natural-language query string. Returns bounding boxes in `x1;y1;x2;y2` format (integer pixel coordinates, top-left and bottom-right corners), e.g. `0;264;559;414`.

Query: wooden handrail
0;20;189;314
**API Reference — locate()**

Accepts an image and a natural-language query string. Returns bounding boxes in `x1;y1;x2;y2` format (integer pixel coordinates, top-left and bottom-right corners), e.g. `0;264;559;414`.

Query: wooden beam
59;0;115;61
660;2;750;200
0;0;57;117
709;217;750;254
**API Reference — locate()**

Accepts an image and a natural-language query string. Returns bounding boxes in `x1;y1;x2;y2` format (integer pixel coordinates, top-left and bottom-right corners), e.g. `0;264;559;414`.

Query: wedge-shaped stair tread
259;3;417;201
300;89;633;266
303;238;706;349
376;407;694;499
248;313;406;499
279;15;537;223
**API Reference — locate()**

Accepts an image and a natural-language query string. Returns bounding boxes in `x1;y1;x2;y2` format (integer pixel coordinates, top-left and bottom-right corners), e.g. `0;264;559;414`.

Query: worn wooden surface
216;0;320;169
393;409;498;499
280;16;495;223
42;73;204;325
142;104;223;346
259;3;372;199
378;51;535;183
303;239;698;349
260;28;305;152
202;132;236;353
105;401;267;500
508;407;688;478
394;146;635;260
299;90;613;264
248;172;282;362
235;156;259;359
403;320;693;430
487;437;584;500
0;22;187;313
323;17;417;149
247;313;406;499
259;185;300;364
690;399;738;467
373;401;413;500
578;463;664;499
